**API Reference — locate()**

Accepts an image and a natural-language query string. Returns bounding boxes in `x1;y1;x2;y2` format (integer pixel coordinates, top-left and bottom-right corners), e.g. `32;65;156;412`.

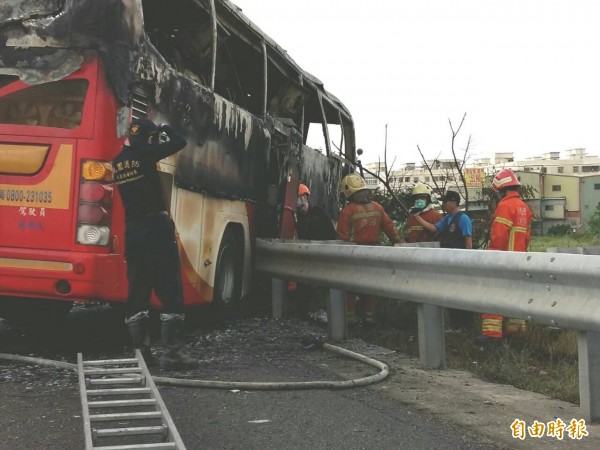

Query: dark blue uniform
113;121;187;317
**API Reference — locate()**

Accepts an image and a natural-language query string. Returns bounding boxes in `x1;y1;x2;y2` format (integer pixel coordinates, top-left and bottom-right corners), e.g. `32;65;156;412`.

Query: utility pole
384;123;388;180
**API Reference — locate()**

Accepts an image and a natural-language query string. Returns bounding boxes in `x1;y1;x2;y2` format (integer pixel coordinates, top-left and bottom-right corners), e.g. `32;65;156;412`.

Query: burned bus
0;0;356;319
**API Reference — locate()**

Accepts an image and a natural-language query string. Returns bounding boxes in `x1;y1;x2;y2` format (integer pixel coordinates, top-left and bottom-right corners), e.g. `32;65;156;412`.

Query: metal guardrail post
272;278;286;319
417;304;446;369
547;246;600;421
397;242;445;368
328;289;347;342
578;331;600;422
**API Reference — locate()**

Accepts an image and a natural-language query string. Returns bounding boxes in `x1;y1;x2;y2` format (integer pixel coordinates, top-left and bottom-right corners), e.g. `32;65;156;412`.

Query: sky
231;0;600;166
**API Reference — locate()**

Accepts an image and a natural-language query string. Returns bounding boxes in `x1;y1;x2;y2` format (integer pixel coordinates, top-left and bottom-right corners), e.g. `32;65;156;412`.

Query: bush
547;224;572;236
587;202;600;237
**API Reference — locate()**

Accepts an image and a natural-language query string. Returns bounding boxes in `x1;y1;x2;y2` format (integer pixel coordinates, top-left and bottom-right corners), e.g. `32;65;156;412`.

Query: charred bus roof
0;0;352;121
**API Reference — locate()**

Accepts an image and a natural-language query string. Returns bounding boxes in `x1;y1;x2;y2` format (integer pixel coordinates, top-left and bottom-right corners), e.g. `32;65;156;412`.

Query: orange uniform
488;191;532;251
336;201;401;245
405;207;443;243
482;191;532;338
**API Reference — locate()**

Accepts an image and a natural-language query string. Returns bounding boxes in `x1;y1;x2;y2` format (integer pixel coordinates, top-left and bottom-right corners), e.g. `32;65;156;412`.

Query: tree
417;112;471;209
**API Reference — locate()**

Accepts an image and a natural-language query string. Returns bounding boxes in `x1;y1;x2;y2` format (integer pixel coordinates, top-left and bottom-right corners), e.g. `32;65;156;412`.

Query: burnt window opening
303;86;327;153
0;79;88;129
301;85;353;160
322;98;344;156
266;56;306;128
304;113;326;152
143;0;213;87
215;31;263;115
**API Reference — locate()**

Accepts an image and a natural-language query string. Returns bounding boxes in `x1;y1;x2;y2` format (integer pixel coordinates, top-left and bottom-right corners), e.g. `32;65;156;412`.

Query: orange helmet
298;183;310;196
491;169;520;192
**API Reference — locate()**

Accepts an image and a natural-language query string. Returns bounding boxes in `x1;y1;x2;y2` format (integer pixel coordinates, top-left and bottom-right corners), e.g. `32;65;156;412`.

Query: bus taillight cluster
76;160;113;246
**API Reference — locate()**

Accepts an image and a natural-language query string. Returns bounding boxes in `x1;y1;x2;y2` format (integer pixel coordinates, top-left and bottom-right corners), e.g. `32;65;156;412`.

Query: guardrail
255;239;600;422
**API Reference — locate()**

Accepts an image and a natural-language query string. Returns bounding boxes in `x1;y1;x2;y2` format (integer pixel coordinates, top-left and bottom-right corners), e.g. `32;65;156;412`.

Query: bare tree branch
359;164;411;214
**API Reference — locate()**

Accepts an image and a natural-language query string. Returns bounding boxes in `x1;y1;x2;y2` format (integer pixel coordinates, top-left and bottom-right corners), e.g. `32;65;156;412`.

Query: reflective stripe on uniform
482;313;503;339
409;225;424;232
508;226;528;251
494;216;513;227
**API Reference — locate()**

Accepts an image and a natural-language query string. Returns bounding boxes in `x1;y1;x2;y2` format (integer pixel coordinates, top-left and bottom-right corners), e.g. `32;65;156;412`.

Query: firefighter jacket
336;201;401;245
405;206;442;243
488;191;532;252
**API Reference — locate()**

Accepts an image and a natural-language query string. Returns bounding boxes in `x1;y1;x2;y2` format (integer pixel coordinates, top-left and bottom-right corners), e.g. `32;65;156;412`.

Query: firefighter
476;169;532;343
404;183;442;243
295;183;336;241
292;183;336;316
336;174;402;245
113;117;197;369
336;173;402;324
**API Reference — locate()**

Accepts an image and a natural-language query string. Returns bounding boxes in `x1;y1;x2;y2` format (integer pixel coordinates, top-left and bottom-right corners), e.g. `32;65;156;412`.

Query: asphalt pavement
0;304;598;449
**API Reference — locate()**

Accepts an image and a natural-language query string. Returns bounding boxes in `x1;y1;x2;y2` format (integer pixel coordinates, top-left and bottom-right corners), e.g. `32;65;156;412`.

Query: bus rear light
81;160;113;181
80;182;113;203
77;160;113;246
78;203;109;224
77;225;110;246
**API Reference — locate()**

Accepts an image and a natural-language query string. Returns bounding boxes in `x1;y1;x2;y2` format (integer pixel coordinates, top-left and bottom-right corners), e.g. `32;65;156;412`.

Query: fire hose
0;341;389;390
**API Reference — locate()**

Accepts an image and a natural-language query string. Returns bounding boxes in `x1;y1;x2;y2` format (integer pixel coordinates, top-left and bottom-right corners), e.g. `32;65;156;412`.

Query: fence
255;239;600;422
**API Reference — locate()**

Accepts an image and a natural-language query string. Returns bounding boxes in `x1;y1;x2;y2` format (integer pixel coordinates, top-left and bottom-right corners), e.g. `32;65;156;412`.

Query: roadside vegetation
355;234;597;405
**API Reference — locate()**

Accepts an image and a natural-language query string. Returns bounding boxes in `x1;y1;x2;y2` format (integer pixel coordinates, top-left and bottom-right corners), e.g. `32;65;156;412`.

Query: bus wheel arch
213;223;244;315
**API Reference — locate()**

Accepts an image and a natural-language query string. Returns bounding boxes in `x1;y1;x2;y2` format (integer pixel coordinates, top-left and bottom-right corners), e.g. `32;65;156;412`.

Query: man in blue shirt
413;190;472;249
413;190;474;329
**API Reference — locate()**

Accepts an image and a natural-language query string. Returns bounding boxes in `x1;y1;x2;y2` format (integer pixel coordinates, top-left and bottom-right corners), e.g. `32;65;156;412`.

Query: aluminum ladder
77;350;186;450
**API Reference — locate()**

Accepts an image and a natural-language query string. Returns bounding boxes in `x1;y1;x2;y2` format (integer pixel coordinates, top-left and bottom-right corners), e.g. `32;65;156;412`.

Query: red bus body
0;1;356;315
0;57;130;305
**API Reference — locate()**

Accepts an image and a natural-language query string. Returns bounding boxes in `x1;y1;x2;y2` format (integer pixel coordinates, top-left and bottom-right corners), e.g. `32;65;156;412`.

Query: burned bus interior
141;0;354;160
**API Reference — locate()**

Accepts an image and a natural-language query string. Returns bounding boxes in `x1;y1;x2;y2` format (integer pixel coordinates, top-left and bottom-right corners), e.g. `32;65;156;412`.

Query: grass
529;233;596;252
352;234;597;405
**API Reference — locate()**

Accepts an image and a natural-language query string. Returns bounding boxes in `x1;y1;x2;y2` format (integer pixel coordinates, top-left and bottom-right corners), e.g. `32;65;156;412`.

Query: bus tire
213;228;243;318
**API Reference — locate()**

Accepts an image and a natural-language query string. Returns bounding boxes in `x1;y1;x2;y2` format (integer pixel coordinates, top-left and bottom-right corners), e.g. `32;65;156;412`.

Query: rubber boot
127;318;156;367
159;319;198;370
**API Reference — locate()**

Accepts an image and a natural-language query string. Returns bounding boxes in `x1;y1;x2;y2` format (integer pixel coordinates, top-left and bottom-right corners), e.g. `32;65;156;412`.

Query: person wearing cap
295;183;336;241
113;117;196;370
337;173;401;325
476;169;532;343
413;189;474;329
413;190;473;249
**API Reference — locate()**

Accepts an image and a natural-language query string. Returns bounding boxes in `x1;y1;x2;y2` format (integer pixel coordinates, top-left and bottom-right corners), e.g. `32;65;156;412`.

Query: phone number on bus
0;189;53;203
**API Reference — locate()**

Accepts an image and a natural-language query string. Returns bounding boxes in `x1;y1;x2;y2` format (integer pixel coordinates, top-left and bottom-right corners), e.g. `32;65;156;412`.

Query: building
364;148;600;234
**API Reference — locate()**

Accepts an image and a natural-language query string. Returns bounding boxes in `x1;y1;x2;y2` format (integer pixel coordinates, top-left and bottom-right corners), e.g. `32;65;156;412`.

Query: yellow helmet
339;173;368;197
412;183;432;197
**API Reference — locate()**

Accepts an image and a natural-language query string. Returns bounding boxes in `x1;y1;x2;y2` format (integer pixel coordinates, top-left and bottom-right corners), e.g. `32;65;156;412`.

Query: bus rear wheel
213;229;243;318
